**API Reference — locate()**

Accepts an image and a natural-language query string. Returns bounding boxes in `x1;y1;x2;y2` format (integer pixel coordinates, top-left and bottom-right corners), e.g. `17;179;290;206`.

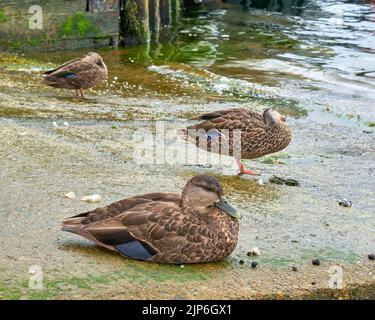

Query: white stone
64;192;76;200
250;247;261;256
81;194;102;203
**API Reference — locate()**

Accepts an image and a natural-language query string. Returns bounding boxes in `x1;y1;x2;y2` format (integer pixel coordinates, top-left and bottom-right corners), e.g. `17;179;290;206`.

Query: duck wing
188;108;265;132
43;58;81;75
62;193;182;260
63;195;223;263
62;192;180;225
42;59;100;89
75;202;227;264
185;108;268;157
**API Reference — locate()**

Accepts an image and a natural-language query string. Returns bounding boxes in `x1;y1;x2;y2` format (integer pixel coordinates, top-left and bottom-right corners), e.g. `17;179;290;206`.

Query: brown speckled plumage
42;52;107;92
62;176;239;264
187;108;291;159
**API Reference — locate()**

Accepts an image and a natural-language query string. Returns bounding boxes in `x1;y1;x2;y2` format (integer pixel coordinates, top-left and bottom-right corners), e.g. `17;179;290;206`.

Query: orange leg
235;158;261;176
79;88;86;99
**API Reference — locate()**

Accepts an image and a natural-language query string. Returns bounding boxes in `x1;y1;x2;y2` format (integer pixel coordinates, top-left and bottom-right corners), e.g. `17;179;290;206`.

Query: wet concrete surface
0;54;374;298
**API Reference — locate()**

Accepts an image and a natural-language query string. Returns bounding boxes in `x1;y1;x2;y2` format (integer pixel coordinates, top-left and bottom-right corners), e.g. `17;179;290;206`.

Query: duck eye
202;187;213;193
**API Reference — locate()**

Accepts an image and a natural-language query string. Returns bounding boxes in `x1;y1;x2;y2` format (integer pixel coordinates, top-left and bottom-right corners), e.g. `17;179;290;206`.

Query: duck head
182;175;240;219
85;52;107;70
263;108;286;126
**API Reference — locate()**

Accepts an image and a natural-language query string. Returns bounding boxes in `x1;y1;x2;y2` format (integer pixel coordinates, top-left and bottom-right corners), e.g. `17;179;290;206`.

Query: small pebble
81;194;102;203
180;265;185;268
269;175;300;186
368;254;375;261
251;261;258;268
247;247;261;256
292;266;298;272
311;281;316;285
239;259;245;265
52;121;59;128
338;198;352;207
64;191;76;200
285;179;300;186
257;179;264;186
63;121;70;127
312;259;320;266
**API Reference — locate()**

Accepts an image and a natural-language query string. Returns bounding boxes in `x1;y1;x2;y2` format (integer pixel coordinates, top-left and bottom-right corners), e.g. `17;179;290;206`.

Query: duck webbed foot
236;160;261;176
75;89;86;99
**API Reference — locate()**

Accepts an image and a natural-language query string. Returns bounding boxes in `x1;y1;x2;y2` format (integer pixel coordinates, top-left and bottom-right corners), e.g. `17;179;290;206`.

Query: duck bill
215;198;241;219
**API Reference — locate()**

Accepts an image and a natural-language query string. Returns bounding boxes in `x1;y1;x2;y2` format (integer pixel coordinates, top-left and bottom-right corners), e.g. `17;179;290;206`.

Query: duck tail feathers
61;217;85;234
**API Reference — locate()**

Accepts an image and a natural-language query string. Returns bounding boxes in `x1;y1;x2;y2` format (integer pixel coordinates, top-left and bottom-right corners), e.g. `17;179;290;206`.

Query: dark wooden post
149;0;160;34
159;0;172;26
135;0;150;42
171;0;180;24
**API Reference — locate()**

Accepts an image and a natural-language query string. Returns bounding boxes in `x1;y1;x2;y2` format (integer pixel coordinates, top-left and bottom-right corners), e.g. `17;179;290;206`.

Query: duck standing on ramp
185;108;291;175
42;52;107;98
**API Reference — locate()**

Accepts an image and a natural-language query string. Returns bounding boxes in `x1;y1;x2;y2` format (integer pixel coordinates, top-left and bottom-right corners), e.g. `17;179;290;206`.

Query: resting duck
62;175;240;264
186;108;291;175
42;52;107;98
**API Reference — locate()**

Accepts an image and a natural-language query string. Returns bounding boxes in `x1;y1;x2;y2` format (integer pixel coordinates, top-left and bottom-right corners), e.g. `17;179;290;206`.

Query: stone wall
0;0;120;51
0;0;202;52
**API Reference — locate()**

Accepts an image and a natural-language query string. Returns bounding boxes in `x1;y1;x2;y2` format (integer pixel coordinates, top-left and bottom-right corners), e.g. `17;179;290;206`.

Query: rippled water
8;0;374;123
123;0;375;121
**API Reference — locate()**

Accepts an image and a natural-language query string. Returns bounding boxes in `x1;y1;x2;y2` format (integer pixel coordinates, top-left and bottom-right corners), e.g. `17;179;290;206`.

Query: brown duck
186;108;291;175
42;52;107;98
62;175;240;264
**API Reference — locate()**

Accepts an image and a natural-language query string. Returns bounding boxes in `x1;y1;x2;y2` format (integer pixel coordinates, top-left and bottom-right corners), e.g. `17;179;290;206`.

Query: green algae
299;249;359;264
0;52;50;70
240;249;360;268
0;10;8;23
257;153;291;165
0;281;22;300
62;13;99;38
0;260;214;300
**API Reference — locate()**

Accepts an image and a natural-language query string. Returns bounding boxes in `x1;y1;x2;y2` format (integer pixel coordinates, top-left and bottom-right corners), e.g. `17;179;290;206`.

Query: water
1;0;375;298
126;0;375;119
6;1;375;120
